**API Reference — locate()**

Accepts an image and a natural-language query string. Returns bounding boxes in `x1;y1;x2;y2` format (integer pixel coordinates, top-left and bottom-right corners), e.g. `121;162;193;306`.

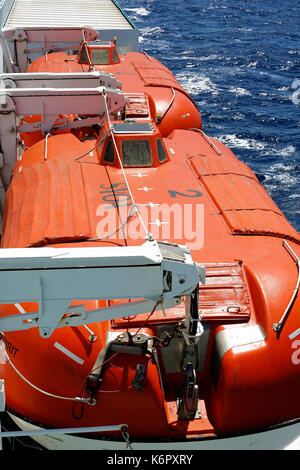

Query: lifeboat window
122;140;152;167
157;139;167;163
103;139;115;163
90;48;110;65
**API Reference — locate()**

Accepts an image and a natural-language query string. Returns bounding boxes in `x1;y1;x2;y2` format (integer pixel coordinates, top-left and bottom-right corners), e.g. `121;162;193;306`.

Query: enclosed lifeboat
26;39;202;139
0;39;299;451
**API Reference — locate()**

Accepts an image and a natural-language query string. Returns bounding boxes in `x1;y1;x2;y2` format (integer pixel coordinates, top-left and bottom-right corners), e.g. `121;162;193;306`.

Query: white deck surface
3;0;133;30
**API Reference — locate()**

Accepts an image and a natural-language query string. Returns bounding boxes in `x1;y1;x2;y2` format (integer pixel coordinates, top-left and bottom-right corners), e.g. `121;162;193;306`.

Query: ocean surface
120;0;300;232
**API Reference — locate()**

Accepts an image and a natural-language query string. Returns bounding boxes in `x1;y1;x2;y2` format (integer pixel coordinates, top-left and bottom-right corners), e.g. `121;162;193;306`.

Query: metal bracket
177;284;205;420
177;362;199;420
0;241;203;338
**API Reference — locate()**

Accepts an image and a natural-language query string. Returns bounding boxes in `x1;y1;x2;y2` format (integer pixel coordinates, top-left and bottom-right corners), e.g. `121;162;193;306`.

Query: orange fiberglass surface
0;39;299;448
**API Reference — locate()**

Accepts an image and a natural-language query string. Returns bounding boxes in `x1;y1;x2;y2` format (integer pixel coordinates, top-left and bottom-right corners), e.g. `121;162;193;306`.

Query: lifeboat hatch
112;261;251;328
124;93;151;120
98;120;169;168
77;41;120;66
111;122;155;134
1;159;93;248
189;155;300;244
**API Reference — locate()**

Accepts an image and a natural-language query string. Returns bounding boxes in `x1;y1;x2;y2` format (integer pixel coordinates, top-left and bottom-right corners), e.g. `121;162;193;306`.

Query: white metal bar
0;380;5;412
0;84;126;191
0;71;102;86
0;423;127;438
0;242;162;268
273;240;300;334
0;298;179;332
0;241;200;338
1;26;99;42
0;380;5;450
0;86;125;118
0;71;121;90
190;128;222;156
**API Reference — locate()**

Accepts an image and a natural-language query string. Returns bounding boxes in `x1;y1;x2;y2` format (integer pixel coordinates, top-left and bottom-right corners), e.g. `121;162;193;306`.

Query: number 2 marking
168;189;202;198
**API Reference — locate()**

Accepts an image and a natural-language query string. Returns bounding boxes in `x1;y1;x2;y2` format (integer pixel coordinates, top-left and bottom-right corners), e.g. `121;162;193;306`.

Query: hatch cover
111;261;251;327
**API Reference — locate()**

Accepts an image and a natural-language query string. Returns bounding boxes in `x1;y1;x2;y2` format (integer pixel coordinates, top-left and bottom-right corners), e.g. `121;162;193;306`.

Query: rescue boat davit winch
0;20;299;451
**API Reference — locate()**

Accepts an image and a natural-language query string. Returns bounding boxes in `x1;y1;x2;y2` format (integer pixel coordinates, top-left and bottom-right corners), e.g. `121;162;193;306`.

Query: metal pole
0;379;5;450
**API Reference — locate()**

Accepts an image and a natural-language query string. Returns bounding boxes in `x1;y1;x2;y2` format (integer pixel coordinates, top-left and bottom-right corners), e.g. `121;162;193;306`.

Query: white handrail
273;240;300;334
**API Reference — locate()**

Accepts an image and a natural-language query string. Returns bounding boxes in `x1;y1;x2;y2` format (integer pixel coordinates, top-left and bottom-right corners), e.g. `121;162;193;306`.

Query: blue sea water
119;0;300;232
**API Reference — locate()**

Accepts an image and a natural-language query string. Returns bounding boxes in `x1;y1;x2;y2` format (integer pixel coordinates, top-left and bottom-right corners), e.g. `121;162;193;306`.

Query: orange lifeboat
0;33;299;453
26;40;203;137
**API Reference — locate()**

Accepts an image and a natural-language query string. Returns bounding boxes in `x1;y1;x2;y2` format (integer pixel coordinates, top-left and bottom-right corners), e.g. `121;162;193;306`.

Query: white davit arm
0;74;126;197
0;26;99;73
0;241;205;338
